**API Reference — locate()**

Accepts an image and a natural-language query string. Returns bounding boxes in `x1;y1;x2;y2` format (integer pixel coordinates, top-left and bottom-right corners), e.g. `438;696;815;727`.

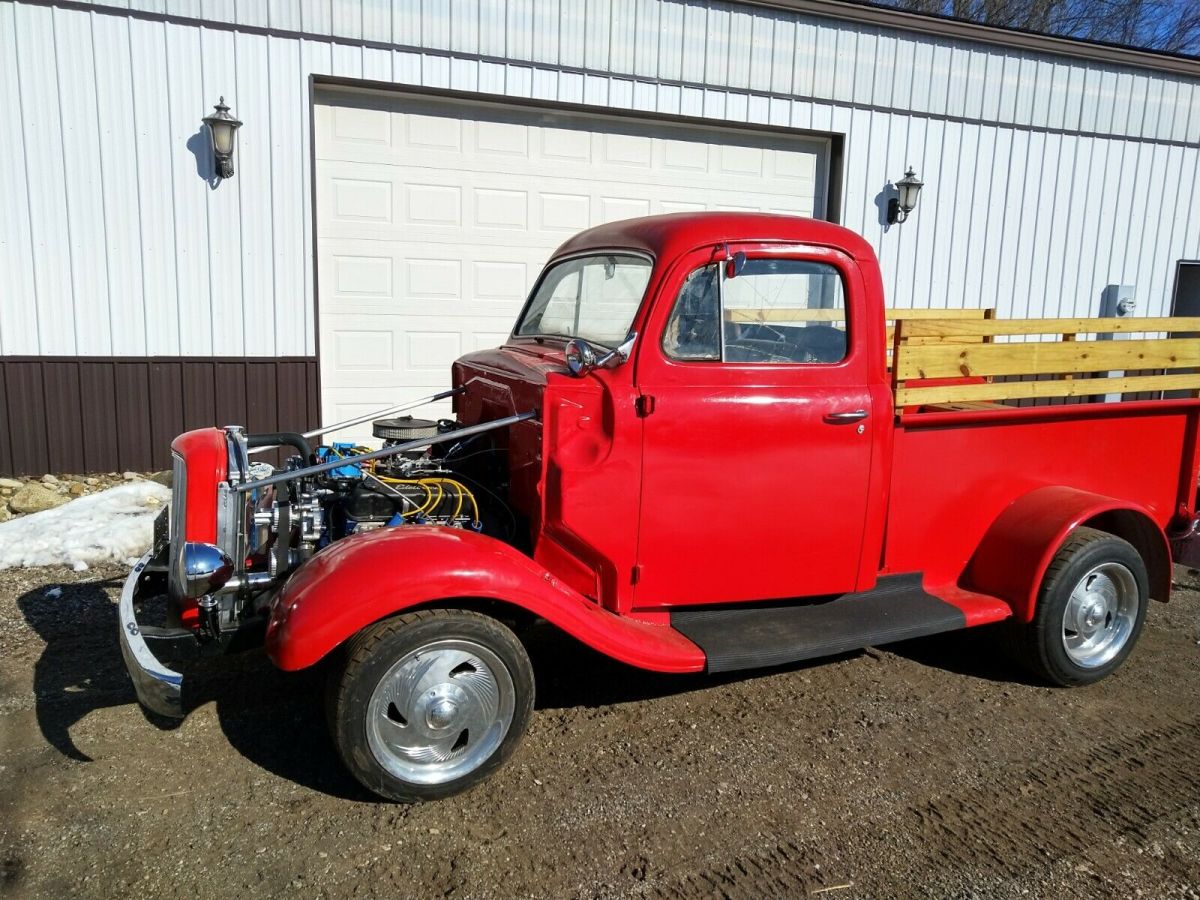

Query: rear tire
327;609;534;802
1005;527;1148;687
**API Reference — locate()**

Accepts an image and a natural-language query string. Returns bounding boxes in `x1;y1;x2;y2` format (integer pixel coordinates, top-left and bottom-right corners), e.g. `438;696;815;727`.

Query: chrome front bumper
118;552;185;718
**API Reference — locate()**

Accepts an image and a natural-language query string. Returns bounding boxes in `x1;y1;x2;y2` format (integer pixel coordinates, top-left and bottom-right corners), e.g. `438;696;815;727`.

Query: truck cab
453;214;891;614
119;212;1200;803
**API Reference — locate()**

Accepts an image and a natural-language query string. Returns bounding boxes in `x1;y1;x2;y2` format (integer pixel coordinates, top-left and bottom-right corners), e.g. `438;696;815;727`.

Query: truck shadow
15;579;1032;803
13;574;369;800
15;574;142;763
524;623;863;709
882;625;1041;686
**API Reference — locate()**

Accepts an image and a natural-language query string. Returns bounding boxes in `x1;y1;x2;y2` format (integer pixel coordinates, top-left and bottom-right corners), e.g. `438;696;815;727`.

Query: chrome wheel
365;638;515;786
1061;562;1139;669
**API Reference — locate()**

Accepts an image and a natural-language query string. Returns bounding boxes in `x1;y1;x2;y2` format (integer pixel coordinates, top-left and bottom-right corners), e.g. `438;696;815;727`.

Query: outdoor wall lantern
888;167;924;224
202;96;242;181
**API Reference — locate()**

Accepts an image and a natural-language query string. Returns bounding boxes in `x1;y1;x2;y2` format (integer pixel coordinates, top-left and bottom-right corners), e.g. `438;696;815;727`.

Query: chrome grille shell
168;452;187;601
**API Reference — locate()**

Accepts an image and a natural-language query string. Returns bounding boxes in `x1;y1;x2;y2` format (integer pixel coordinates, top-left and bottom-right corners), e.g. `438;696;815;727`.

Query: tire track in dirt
905;716;1200;883
647;838;833;899
646;717;1200;898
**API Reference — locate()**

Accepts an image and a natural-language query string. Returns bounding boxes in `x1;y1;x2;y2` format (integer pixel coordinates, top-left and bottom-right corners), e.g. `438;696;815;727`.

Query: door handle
824;409;869;423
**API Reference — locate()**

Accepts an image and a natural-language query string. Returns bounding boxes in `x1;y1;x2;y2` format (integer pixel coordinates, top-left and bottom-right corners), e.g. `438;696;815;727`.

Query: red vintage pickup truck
120;212;1200;802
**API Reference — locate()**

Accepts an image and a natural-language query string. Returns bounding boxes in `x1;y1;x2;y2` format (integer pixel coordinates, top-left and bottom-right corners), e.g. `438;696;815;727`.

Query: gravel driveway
2;563;1198;898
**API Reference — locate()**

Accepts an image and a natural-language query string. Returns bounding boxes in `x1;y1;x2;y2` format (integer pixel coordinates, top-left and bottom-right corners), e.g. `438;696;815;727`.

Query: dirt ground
1;563;1198;900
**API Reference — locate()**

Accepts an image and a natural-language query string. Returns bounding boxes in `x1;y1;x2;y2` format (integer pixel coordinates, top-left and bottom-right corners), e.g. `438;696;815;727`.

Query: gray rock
149;470;173;488
0;505;10;523
85;477;100;486
9;484;68;514
0;478;21;490
122;471;141;481
41;473;59;485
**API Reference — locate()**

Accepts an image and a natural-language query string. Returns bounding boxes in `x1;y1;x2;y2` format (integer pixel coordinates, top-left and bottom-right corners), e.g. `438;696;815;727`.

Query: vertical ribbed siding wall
2;0;1200;362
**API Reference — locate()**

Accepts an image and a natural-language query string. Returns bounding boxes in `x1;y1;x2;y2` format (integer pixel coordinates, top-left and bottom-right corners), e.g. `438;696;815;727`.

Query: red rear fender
265;527;705;673
964;485;1171;622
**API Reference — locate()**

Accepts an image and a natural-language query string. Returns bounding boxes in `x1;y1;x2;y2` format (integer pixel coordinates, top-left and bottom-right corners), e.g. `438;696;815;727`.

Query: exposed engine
186;413;520;641
251;414;514;563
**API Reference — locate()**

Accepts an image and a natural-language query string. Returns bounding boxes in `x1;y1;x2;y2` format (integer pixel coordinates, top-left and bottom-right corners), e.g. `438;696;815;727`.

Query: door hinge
635;394;656;417
631;564;643;585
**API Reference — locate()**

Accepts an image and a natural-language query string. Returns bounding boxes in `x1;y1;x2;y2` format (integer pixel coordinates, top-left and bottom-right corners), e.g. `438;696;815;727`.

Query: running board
670;574;973;673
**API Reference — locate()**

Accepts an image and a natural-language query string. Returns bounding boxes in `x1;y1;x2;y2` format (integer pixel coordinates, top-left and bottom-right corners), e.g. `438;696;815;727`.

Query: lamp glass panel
211;123;235;156
898;182;920;210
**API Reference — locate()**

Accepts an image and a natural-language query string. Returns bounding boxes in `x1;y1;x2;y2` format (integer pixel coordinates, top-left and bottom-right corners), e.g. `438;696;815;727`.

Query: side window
723;259;847;364
663;264;720;360
662;258;848;364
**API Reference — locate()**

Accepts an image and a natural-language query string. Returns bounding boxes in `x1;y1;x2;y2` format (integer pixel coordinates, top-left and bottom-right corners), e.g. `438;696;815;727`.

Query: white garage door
315;91;830;443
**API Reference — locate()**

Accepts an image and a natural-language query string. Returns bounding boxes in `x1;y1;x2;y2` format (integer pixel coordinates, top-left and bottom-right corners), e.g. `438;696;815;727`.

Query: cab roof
549;212;878;265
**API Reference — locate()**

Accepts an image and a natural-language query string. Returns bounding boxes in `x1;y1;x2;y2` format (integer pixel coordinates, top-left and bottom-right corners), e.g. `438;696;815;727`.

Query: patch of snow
44;586;63;599
0;482;171;571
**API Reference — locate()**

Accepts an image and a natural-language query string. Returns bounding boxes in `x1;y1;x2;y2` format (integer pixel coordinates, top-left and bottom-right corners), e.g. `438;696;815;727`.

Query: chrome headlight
182;542;234;599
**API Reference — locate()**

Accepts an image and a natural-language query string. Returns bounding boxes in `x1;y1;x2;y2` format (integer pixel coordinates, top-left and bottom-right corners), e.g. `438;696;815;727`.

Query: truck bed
884;397;1200;588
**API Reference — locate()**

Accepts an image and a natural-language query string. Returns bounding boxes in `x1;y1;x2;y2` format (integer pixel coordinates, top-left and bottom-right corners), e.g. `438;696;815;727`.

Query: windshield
515;253;653;347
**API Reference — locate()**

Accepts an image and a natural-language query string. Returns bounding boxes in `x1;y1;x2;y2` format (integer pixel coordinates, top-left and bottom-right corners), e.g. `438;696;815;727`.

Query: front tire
1005;527;1148;687
327;609;534;802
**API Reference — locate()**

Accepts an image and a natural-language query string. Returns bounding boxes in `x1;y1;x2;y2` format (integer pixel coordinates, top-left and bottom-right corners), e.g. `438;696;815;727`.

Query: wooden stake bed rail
892;316;1200;410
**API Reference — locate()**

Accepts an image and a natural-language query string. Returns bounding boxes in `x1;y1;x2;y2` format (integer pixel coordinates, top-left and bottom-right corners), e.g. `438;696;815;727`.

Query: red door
633;244;877;607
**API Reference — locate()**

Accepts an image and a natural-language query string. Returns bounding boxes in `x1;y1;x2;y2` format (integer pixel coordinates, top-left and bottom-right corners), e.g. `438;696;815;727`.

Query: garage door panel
317;152;823;199
318;165;821;244
316;92;829;441
320;313;517;390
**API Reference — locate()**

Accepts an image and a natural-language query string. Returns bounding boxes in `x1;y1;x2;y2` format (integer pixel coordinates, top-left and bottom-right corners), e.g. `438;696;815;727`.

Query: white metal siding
2;0;1199;359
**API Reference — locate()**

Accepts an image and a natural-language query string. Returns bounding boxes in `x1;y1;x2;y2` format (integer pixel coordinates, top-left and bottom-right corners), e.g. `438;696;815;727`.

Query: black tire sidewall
332;612;535;802
1034;535;1149;686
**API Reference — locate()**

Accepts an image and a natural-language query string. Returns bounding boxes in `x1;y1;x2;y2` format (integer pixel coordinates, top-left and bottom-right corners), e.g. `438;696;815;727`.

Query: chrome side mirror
565;333;637;377
565;339;598;376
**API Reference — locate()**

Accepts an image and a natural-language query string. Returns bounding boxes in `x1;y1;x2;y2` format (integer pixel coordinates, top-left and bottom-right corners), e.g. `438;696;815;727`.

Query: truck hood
451;343;568;421
451;343;568;529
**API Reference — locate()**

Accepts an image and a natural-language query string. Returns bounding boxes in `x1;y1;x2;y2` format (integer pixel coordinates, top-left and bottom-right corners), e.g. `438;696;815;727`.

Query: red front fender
964;485;1172;622
265;526;705;673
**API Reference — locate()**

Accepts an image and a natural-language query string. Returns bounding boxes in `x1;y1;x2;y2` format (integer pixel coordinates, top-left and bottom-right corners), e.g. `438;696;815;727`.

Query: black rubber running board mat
670;574;967;673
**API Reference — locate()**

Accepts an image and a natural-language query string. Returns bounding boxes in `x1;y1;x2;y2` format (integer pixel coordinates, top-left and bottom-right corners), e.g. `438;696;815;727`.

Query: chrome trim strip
118;554;185;719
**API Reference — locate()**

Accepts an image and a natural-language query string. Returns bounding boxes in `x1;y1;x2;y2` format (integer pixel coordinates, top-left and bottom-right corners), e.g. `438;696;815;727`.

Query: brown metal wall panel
5;362;50;475
114;364;153;472
213;362;249;432
78;361;119;472
276;361;309;434
181;361;217;431
42;361;84;472
0;365;12;476
0;357;319;475
148;361;185;471
246;361;279;434
306;360;321;430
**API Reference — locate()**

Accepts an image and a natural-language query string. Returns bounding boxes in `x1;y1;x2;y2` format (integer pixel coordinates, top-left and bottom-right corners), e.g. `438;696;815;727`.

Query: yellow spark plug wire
332;444;481;526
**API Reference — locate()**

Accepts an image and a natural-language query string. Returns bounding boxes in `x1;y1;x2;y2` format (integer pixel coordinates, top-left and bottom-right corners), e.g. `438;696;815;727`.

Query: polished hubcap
1061;562;1139;669
366;639;515;785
